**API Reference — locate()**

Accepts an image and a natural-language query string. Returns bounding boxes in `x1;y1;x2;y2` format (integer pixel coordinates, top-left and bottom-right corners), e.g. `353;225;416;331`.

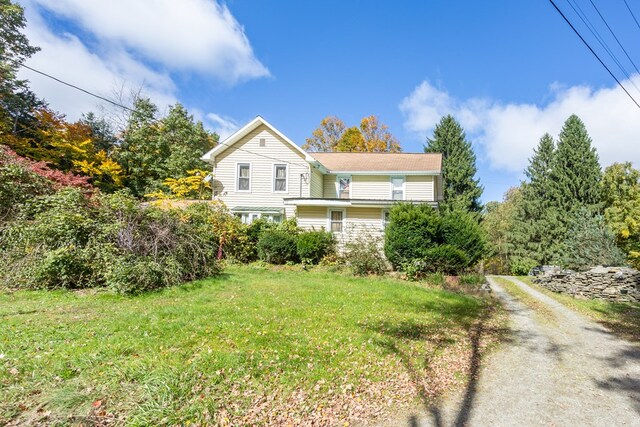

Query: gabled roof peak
201;116;317;164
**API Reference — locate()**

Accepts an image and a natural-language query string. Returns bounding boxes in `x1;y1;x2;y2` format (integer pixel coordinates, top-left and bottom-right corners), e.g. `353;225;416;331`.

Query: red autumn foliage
0;144;93;191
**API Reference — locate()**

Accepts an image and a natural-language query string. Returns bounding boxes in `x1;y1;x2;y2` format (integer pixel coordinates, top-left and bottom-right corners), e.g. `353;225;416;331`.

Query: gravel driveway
387;276;640;427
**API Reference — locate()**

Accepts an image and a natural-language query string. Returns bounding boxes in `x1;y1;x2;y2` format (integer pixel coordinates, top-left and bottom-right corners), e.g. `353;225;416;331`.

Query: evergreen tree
547;115;602;263
509;133;564;265
550;115;602;211
562;207;625;270
425;115;483;213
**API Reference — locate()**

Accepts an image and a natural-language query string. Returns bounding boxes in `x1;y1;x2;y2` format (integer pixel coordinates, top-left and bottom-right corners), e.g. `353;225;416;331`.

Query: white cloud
400;79;640;172
26;0;269;83
19;8;177;120
205;113;239;139
17;0;250;133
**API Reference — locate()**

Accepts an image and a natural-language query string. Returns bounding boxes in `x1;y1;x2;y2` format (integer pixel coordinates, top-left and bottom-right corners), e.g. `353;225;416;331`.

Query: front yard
1;265;505;426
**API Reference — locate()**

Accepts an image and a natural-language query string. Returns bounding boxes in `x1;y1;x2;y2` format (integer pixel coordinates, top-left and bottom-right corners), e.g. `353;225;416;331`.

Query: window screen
274;165;287;192
237;164;250;191
330;210;343;232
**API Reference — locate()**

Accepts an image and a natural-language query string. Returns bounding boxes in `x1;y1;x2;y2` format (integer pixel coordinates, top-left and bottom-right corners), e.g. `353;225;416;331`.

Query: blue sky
17;0;640;202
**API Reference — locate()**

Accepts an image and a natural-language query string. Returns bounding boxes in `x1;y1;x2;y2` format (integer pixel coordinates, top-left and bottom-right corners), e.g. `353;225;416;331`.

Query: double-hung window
391;176;405;200
338;176;351;199
237;163;251;192
273;164;287;192
329;209;344;233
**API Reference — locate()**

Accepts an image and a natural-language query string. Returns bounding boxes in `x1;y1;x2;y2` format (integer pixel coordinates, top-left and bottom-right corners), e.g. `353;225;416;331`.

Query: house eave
284;198;439;208
325;170;441;176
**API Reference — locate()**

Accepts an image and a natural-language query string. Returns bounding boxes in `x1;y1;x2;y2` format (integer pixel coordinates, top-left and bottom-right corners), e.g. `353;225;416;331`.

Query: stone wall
534;266;640;303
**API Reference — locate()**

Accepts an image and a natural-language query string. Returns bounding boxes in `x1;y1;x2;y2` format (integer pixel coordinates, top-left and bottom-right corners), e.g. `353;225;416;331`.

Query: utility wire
13;60;313;170
565;0;637;90
589;0;640;76
623;0;640;31
19;62;138;113
548;0;640;110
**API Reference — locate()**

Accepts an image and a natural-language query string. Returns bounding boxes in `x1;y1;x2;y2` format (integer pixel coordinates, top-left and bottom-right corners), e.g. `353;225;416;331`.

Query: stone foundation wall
534;266;640;303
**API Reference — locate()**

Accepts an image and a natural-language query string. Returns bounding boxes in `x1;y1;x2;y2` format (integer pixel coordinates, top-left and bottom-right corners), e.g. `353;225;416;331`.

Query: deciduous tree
602;162;640;268
304;115;401;152
303;116;345;152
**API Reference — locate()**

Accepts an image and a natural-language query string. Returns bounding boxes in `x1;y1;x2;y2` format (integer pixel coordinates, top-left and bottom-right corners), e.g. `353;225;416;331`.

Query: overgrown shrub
297;231;335;264
0;189;221;293
344;233;387;275
257;230;299;264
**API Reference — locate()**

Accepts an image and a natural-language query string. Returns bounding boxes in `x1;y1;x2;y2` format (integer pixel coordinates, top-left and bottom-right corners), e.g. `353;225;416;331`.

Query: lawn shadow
175;272;232;293
366;301;510;427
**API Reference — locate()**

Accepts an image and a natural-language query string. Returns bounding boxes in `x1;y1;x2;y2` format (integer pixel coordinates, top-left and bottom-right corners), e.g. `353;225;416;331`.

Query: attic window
259;138;266;147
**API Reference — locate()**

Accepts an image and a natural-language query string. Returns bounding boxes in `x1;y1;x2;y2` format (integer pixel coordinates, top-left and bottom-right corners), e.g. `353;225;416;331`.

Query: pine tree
509;133;564;265
425;115;483;213
547;115;602;263
550;115;602;211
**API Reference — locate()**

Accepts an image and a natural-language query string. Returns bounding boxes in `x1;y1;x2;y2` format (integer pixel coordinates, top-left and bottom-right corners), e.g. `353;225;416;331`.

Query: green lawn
0;265;504;426
518;276;640;342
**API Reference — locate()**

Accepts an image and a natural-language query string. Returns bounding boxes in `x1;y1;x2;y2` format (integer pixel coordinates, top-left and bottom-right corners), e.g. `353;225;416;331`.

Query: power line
623;0;640;31
548;0;640;110
15;60;312;169
589;0;640;76
565;0;637;89
19;62;137;113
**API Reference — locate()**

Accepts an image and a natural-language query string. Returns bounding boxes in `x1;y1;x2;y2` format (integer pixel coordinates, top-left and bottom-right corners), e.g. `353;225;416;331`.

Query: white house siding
351;175;391;199
297;205;384;251
322;174;435;201
323;174;338;198
406;175;434;201
310;168;324;198
296;206;328;231
212;124;310;218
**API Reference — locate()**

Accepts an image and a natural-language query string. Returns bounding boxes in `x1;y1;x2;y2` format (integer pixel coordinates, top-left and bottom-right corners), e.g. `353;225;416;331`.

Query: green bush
423;245;469;275
459;273;486;286
509;257;538;276
105;256;183;294
257;230;299;264
384;203;440;269
344;233;387;276
296;231;335;264
440;209;486;266
384;203;486;275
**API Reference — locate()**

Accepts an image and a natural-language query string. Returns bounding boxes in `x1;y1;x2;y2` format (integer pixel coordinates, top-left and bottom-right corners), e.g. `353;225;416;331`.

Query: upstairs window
237;163;251;191
391;176;405;200
338;176;351;199
273;164;287;192
330;209;344;232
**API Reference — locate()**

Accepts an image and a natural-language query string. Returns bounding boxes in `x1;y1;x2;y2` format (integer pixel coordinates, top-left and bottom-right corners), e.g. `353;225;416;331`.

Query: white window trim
235;162;252;193
390;175;406;201
381;209;390;231
336;175;352;199
272;163;288;193
327;208;346;233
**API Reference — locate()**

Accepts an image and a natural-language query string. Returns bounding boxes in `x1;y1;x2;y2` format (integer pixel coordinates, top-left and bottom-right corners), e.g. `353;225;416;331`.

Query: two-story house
201;116;443;244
